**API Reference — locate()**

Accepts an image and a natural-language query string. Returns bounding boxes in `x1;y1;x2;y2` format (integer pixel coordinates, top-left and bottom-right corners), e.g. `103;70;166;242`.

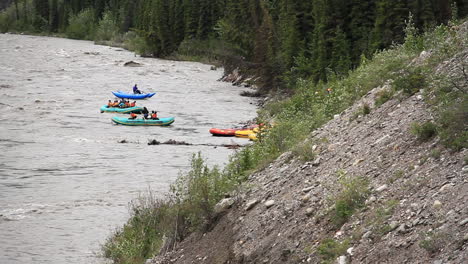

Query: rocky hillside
148;26;467;264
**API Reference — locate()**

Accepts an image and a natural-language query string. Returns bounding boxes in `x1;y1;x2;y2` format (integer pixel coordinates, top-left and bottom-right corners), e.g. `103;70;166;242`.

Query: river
0;34;257;264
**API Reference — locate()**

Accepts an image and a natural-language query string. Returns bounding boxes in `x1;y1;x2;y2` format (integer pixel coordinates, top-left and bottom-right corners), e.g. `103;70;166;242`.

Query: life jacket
130;102;136;107
107;101;112;106
130;113;137;118
151;113;157;119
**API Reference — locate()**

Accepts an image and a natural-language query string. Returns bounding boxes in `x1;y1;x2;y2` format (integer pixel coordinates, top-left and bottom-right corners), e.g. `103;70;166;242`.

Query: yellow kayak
235;129;255;138
248;133;258;141
236;127;263;139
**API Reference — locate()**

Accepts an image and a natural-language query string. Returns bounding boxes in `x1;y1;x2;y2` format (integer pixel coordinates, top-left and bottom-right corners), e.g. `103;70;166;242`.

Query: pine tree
330;26;351;76
34;0;50;21
370;0;409;51
277;0;301;70
348;0;375;65
310;0;330;81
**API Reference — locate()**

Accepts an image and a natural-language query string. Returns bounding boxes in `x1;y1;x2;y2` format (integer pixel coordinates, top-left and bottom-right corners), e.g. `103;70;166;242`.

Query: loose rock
265;200;275;208
245;199;259;211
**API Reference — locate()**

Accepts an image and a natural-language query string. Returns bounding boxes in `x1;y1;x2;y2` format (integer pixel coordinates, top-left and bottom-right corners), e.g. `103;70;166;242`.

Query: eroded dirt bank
149;37;467;264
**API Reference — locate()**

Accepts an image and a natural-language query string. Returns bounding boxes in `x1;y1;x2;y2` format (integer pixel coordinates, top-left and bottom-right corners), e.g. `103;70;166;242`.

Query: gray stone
302;186;314;193
397;224;409;234
362;231;372;239
433;200;442;208
459;218;468;226
312;157;321;166
305;208;314;216
302;194;311;203
462;166;468;173
214;198;235;214
376;184;388;192
265;200;275;208
366;196;377;204
245;199;259;211
337;255;347;264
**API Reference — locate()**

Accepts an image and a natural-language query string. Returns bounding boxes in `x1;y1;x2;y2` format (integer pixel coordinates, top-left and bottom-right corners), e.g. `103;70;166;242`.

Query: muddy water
0;34;257;264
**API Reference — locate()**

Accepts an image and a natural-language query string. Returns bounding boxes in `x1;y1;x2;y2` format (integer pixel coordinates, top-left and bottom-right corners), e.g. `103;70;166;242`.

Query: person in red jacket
129;113;137;119
151;111;159;120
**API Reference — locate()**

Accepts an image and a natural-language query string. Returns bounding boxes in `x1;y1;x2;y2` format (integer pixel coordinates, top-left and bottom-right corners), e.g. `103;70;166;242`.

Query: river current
0;34;257;264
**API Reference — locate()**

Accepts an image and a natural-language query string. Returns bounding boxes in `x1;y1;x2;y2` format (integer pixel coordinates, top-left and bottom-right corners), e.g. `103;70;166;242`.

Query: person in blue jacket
133;84;141;94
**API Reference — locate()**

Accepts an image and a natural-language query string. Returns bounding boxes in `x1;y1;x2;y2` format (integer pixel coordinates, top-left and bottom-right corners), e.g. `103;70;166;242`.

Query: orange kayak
209;125;259;137
209;128;238;136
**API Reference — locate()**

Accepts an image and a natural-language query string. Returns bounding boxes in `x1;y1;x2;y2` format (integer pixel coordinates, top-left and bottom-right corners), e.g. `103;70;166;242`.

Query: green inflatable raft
111;116;175;126
100;105;144;114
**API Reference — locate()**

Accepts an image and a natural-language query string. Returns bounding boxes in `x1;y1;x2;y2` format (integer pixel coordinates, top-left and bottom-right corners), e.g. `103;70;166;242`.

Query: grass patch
388;169;405;184
330;171;370;227
367;199;399;238
419;231;449;254
430;149;442;159
317;238;349;264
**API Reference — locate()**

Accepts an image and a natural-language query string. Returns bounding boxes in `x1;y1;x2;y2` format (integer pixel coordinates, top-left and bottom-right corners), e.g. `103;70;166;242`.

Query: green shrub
410;121;438;142
437;98;468;151
392;69;427;96
103;194;175;264
351;103;371;120
103;153;242;263
430;149;442;159
317;238;349;264
292;140;316;162
402;13;424;54
95;10;118;41
419;231;449;254
331;172;370;227
172;38;226;65
66;8;96;40
375;88;394;107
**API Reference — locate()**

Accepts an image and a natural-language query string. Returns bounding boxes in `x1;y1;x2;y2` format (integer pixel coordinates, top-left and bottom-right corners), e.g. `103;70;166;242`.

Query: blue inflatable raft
112;91;156;99
111;116;175;126
100;105;144;114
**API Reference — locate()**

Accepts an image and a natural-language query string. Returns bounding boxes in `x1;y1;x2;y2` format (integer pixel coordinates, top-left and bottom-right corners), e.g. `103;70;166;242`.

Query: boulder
214;198;235;214
124;61;143;67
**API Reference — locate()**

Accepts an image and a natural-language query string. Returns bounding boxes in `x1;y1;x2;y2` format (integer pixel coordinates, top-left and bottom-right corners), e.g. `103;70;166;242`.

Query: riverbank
105;20;468;264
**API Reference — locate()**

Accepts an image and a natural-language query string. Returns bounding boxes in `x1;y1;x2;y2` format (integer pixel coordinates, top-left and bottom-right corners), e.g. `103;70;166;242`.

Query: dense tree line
1;0;467;91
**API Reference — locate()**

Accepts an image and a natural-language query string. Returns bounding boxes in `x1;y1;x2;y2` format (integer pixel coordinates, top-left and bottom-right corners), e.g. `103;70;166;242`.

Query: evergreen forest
1;0;467;91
